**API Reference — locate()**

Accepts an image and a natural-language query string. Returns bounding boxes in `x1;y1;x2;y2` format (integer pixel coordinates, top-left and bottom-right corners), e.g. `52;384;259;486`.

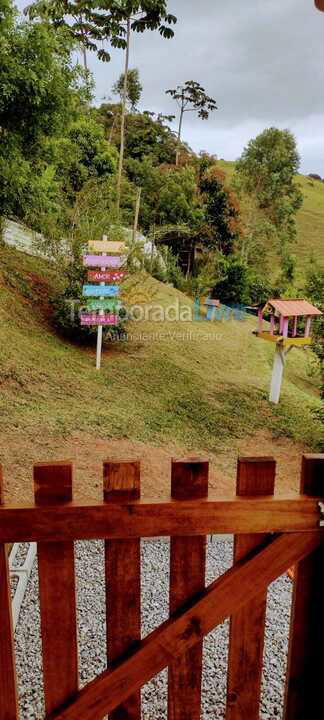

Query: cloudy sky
17;0;324;174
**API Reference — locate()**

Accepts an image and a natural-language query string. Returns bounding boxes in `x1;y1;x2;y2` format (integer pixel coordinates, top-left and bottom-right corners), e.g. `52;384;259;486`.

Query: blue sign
82;285;120;298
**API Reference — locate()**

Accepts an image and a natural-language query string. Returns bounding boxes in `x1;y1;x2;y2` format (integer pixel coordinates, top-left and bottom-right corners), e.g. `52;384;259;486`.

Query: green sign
85;298;122;312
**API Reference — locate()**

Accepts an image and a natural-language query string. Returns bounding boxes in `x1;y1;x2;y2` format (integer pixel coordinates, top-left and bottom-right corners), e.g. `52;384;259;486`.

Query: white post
269;345;285;404
96;236;107;371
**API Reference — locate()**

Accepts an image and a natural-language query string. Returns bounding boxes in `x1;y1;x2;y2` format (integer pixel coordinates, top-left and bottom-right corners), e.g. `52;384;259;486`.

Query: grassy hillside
218;160;324;279
0;245;322;476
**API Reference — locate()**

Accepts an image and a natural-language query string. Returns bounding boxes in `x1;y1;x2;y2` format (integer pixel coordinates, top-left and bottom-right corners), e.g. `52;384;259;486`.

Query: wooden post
279;314;284;334
292;316;298;337
96;236;107;371
226;458;276;720
304;316;312;337
104;461;141;720
34;462;78;715
0;467;18;720
269;344;286;404
270;314;275;335
282;316;289;337
132;187;142;247
284;454;324;720
168;459;208;720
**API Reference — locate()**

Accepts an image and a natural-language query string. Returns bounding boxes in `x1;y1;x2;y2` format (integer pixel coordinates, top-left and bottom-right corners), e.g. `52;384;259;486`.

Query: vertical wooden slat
168;459;208;720
0;466;18;720
226;457;276;720
104;461;141;720
284;454;324;720
34;462;78;715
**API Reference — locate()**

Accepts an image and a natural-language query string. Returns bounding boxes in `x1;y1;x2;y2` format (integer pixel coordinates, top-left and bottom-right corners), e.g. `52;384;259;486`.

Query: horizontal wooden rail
48;531;320;720
0;495;322;542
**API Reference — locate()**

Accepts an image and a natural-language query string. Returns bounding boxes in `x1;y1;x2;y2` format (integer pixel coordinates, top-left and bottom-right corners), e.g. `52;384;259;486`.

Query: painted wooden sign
87;271;126;283
85;298;121;312
88;240;125;254
80;313;119;326
83;285;120;298
83;255;126;269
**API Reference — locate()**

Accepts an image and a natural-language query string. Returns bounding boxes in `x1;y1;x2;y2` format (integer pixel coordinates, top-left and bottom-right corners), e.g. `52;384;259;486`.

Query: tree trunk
176;95;185;167
116;17;131;219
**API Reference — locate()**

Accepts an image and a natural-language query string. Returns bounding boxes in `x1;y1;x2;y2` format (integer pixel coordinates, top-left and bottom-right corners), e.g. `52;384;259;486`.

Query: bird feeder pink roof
256;298;322;347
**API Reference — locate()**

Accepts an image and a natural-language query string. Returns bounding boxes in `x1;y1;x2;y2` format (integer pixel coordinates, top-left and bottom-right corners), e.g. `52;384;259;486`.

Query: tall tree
166;81;217;165
29;2;177;217
235;128;303;256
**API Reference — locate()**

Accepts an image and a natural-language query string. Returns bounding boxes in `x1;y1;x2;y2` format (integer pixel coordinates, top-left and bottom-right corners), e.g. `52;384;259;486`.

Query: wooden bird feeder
255;298;322;404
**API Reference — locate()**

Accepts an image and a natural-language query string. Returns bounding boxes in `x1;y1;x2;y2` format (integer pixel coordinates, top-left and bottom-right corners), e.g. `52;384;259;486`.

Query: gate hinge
319;502;324;527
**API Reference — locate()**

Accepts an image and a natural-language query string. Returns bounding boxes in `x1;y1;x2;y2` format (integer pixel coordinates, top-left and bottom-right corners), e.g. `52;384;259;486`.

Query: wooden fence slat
0;466;18;720
34;462;78;715
168;459;208;720
48;531;320;720
104;461;141;720
284;454;324;720
0;495;323;542
226;457;276;720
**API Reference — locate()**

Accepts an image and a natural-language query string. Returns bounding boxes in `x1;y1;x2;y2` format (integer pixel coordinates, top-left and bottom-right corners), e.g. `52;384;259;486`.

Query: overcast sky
17;0;324;175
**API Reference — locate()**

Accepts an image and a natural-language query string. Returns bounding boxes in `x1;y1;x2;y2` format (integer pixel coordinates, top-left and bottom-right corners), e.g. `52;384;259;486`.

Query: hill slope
0;245;322;502
218;160;324;279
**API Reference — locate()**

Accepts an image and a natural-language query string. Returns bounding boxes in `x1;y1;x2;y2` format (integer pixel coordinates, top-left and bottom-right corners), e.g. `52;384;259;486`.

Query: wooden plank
83;255;125;269
34;462;78;715
284;454;324;720
85;299;122;312
82;285;120;298
226;457;276;720
48;531;321;720
104;461;141;720
0;466;18;720
0;494;323;543
87;271;126;283
89;240;125;254
80;313;120;326
168;460;208;720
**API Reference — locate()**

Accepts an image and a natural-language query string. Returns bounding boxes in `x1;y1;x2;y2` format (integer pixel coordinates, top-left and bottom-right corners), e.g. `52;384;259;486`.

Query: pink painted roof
263;299;322;317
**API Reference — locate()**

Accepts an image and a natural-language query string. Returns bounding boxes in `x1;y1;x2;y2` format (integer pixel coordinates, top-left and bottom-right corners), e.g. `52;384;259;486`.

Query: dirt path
0;429;307;503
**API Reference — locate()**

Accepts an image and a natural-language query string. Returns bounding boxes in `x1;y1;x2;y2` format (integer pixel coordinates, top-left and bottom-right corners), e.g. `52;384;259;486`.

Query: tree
305;262;324;412
113;68;142;110
235;128;303;255
28;2;177;216
0;7;85;225
166;81;217;165
199;166;241;255
212;256;250;305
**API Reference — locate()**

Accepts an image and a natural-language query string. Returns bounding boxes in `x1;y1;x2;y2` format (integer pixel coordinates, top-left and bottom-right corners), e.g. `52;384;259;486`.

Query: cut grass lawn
0;245;322;469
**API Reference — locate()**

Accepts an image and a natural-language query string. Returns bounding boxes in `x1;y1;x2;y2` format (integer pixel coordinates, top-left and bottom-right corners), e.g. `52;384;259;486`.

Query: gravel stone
14;538;292;719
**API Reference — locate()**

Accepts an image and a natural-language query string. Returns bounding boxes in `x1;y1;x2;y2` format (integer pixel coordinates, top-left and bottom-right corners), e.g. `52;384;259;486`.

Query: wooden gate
0;454;323;720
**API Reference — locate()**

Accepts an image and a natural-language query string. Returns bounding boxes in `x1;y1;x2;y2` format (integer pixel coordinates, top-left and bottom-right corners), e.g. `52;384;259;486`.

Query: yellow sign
88;240;126;254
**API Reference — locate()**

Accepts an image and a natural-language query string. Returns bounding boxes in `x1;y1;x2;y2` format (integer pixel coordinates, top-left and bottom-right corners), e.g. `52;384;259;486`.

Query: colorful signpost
83;255;125;268
81;313;120;326
83;285;120;298
87;271;126;283
82;235;126;370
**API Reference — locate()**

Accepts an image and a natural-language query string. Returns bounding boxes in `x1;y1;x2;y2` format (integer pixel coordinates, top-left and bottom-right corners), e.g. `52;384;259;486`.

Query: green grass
218;160;324;281
0;245;322;455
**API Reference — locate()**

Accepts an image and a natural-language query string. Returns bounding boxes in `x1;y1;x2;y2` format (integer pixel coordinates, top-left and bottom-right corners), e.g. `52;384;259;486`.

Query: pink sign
87;271;126;283
83;255;125;269
80;313;120;326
